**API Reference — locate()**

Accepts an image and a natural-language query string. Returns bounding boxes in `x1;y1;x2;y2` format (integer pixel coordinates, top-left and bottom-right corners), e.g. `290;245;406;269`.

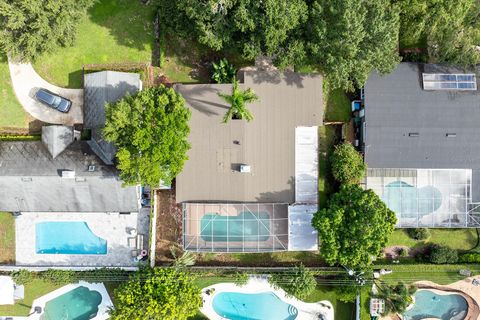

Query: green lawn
196;251;322;266
324;88;351;122
387;229;478;251
0;212;15;264
0;55;28;130
33;0;156;88
374;264;480;285
305;286;355;320
0;279;62;316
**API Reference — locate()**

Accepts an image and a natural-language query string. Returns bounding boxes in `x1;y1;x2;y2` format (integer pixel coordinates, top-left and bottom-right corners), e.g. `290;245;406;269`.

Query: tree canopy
110;267;201;320
399;0;480;66
269;264;316;299
330;143;366;184
0;0;95;61
103;86;191;187
173;0;309;68
308;0;401;91
312;184;397;269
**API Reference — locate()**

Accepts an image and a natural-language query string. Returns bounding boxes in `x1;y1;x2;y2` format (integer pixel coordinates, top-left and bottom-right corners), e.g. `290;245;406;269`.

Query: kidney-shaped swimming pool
403;289;468;320
213;291;298;320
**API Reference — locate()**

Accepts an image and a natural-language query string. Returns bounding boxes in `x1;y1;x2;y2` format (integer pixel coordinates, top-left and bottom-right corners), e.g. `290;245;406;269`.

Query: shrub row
0;134;41;141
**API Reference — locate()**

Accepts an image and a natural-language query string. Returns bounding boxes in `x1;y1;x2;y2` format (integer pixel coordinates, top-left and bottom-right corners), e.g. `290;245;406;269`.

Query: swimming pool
201;211;270;242
383;181;442;217
403;290;468;320
41;286;103;320
213;291;298;320
36;222;107;254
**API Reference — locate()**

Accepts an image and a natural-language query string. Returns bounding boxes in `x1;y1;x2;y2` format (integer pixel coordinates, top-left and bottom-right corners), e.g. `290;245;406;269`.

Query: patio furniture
128;228;137;236
131;250;138;257
140;249;148;257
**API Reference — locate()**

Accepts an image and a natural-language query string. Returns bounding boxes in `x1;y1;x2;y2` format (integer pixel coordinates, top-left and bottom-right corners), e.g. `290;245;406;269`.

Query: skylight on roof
422;73;477;91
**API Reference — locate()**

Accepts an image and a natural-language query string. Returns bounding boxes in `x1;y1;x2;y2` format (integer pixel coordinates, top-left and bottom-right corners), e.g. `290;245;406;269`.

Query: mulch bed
155;184;182;264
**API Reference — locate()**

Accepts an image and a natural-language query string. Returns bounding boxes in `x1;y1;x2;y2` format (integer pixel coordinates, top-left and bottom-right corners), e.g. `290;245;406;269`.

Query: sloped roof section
84;71;141;164
175;70;323;203
41;125;74;159
0;141;139;212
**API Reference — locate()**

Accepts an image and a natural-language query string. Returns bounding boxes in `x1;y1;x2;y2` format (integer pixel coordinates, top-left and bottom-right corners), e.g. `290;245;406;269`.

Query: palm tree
374;281;417;315
218;77;259;123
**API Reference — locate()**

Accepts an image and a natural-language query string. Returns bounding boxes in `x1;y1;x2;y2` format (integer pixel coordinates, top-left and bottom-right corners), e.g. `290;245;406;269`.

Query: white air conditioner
240;165;251;173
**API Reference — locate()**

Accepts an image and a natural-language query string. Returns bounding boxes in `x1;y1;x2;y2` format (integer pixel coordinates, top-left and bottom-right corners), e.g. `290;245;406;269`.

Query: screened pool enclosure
183;203;290;252
366;168;480;227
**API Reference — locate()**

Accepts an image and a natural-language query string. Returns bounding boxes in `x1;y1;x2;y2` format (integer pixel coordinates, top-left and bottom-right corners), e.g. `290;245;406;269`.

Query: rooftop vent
21;177;32;182
61;170;75;179
240;164;251;173
88;165;96;172
446;133;457;138
408;132;419;137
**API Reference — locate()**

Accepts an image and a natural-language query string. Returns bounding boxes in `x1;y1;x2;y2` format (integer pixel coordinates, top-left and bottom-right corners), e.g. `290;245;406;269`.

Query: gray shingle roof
364;62;480;201
364;62;480;169
41;125;74;159
84;71;141;164
0;141;139;212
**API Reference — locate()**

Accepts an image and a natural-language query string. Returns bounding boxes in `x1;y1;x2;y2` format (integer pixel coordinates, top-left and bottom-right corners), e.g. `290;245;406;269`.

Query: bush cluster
459;253;480;263
427;245;458;264
330;143;366;184
406;228;431;240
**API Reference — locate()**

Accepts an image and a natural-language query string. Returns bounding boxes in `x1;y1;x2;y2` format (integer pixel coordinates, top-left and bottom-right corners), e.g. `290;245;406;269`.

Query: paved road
8;59;84;125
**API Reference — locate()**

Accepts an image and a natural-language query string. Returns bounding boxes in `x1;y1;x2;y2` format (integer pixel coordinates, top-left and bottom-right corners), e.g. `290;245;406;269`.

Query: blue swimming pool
212;292;298;320
36;222;107;254
403;290;468;320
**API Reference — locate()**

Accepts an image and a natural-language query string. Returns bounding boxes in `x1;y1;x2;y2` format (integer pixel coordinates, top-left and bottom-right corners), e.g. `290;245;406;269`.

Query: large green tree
330;143;366;184
0;0;95;61
312;184;397;269
307;0;401;91
167;0;308;67
103;86;191;187
110;267;201;320
269;264;316;299
398;0;480;66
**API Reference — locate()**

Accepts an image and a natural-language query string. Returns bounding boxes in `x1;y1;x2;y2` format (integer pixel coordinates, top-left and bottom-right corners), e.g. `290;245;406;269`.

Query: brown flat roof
175;70;323;203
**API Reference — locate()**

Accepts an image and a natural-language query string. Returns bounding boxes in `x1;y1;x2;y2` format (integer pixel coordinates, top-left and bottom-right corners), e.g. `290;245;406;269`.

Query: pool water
383;181;442;217
201;211;270;242
36;222;107;254
213;292;298;320
41;286;103;320
403;290;468;320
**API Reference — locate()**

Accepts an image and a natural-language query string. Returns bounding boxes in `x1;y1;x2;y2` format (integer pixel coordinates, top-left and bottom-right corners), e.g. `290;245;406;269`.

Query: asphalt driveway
8;59;83;125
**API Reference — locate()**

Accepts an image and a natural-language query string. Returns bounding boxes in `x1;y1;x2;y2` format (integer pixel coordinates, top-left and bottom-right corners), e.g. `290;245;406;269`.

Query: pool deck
381;277;480;320
15;210;149;267
200;277;334;320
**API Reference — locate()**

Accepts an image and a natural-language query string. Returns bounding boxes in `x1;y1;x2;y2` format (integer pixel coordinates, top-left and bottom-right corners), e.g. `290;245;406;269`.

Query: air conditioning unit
88;165;96;172
240;165;251;173
61;170;75;178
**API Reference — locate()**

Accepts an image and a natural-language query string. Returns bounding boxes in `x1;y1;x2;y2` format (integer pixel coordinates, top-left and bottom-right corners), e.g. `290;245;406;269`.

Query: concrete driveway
8;59;83;125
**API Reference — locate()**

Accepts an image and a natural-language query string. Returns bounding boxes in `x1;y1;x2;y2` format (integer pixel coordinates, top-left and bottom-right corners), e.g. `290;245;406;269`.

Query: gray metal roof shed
83;71;141;164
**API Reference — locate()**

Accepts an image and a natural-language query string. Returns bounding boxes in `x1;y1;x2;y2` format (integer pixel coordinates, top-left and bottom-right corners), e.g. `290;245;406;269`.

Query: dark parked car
35;89;72;113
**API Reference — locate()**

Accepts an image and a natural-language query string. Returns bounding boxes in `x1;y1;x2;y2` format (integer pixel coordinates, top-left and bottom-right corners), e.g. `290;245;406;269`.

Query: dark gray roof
364;62;480;169
84;71;141;164
175;70;323;203
0;141;139;212
41;125;74;159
